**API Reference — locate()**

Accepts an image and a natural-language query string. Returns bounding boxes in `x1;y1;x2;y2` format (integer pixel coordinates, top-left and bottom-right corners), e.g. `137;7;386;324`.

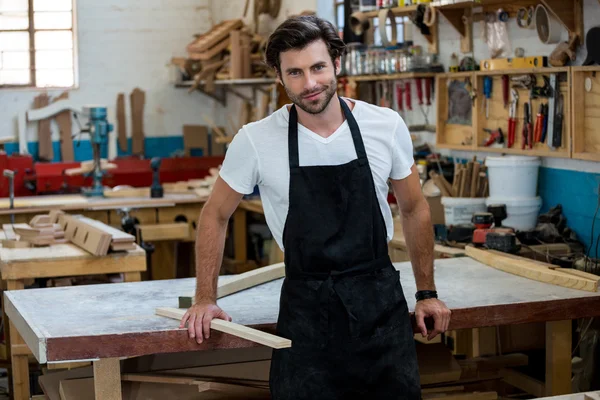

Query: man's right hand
179;302;232;344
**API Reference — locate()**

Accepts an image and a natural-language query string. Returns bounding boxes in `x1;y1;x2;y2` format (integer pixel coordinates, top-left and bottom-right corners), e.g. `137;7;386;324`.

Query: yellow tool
480;56;547;71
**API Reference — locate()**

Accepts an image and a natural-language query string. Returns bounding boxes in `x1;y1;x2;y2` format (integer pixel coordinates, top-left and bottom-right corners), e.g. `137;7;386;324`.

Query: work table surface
0;193;205;215
5;257;600;364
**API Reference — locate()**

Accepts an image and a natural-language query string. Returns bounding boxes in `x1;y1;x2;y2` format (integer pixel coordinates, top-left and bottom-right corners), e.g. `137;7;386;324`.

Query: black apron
269;98;421;399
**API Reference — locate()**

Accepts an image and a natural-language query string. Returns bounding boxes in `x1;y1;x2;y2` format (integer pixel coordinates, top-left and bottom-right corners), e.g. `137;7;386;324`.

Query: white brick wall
0;0;217;157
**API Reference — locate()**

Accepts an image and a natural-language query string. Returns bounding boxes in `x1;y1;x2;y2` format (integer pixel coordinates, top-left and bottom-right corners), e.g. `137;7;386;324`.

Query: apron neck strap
288;97;367;169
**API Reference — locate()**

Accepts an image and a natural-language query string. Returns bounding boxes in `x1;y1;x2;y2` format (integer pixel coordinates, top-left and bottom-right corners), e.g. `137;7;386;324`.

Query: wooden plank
179;262;285;308
183;125;209;156
1;239;30;248
196;380;269;397
130;88;145;156
555;268;600;284
35;93;53;162
58;214;112;256
53;91;74;162
93;358;122;400
546;320;572;396
501;367;545;397
465;246;597;292
423;392;497;400
0;244;145;280
186;19;243;53
137;223;189;241
155;307;291;349
117;93;128;153
30;214;51;226
417;342;462;386
73;215;135;243
59;377;94;400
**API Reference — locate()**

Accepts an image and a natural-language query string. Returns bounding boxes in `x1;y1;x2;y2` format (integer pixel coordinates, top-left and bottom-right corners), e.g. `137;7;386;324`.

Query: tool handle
395;84;403;112
552;115;563;147
425;79;431;106
527;123;533;149
502;75;509;107
405;81;412;111
416;78;423;105
541;107;548;143
508;118;516;148
534;114;543;142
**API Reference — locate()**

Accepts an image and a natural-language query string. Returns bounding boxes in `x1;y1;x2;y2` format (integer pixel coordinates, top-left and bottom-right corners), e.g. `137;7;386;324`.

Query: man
180;15;451;399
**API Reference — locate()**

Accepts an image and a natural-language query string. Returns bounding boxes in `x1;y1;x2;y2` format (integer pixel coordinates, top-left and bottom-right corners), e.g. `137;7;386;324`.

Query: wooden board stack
1;215;66;247
444;156;489;198
51;211;137;255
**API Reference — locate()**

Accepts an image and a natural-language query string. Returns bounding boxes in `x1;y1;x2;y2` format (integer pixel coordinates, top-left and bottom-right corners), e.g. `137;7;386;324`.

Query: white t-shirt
219;98;415;251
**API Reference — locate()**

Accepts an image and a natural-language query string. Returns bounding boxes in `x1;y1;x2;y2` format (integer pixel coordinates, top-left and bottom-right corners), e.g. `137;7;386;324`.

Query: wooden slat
137;223;190;241
35;93;53;162
130;88;145;156
73;216;134;243
178;262;285;308
117;93;127;152
155;307;291;349
53;91;74;162
555;268;600;284
465;246;598;291
501;367;545;397
58;214;112;256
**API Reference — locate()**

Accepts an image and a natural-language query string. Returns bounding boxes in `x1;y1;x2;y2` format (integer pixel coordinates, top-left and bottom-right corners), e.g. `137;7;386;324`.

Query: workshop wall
0;0;217;161
407;0;600;251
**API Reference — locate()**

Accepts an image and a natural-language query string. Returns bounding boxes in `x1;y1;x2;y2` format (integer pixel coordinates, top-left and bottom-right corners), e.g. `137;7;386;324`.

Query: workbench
0;193;266;279
0;242;146;400
5;257;600;399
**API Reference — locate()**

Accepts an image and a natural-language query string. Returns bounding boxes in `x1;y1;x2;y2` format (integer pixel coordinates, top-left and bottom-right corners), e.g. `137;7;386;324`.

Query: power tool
472;204;519;253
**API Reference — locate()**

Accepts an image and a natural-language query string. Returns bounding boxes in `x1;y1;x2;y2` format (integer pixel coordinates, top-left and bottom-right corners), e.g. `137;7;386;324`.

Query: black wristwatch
415;290;438;302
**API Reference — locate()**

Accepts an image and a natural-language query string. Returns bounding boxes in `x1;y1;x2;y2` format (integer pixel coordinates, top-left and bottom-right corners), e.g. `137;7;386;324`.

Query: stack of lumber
172;19;275;93
449;157;489;198
1;215;66;247
52;211;137;255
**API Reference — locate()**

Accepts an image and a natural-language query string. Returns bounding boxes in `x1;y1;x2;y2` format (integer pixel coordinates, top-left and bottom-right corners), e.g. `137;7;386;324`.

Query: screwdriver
484;76;493;119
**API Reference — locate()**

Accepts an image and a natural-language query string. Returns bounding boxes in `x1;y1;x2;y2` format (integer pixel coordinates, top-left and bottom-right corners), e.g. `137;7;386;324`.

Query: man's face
278;39;340;115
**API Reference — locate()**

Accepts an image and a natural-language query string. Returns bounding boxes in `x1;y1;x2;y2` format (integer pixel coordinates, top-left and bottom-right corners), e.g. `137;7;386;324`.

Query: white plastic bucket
441;197;486;225
485;156;541;198
486;196;542;231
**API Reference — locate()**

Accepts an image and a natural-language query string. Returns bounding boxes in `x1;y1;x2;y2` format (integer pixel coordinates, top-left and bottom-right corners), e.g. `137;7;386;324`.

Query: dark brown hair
264;15;346;74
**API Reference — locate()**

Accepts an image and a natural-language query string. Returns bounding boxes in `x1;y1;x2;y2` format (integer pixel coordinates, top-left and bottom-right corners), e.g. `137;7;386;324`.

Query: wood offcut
155;307;291;349
178;262;285;308
465;246;598;292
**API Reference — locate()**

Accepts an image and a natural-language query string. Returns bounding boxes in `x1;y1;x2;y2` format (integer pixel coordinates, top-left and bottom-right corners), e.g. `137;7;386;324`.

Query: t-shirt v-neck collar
283;98;360;144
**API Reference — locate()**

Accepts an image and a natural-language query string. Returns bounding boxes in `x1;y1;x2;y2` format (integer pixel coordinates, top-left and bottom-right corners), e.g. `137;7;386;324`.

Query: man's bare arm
390;164;435;291
194;176;244;303
180;176;244;343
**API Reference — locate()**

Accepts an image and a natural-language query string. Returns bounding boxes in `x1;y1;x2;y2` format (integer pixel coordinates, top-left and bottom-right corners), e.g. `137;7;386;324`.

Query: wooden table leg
546;320;572;396
123;272;141;282
6;280;30;400
93;358;122;400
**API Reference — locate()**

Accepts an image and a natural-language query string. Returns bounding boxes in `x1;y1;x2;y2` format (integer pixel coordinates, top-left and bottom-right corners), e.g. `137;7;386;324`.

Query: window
0;0;76;88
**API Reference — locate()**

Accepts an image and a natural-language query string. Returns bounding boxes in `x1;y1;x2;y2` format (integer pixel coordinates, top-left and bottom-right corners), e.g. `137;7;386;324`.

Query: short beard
282;76;338;115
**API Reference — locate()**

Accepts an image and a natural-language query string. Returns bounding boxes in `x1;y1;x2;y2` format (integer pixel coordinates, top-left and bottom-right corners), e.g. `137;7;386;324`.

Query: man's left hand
414;298;451;341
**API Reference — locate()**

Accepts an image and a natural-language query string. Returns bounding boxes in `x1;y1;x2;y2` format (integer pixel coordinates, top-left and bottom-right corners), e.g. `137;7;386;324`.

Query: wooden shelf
363;5;417;18
175;77;276;87
344;72;438;82
361;0;582;39
475;67;570;76
571;66;600;162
